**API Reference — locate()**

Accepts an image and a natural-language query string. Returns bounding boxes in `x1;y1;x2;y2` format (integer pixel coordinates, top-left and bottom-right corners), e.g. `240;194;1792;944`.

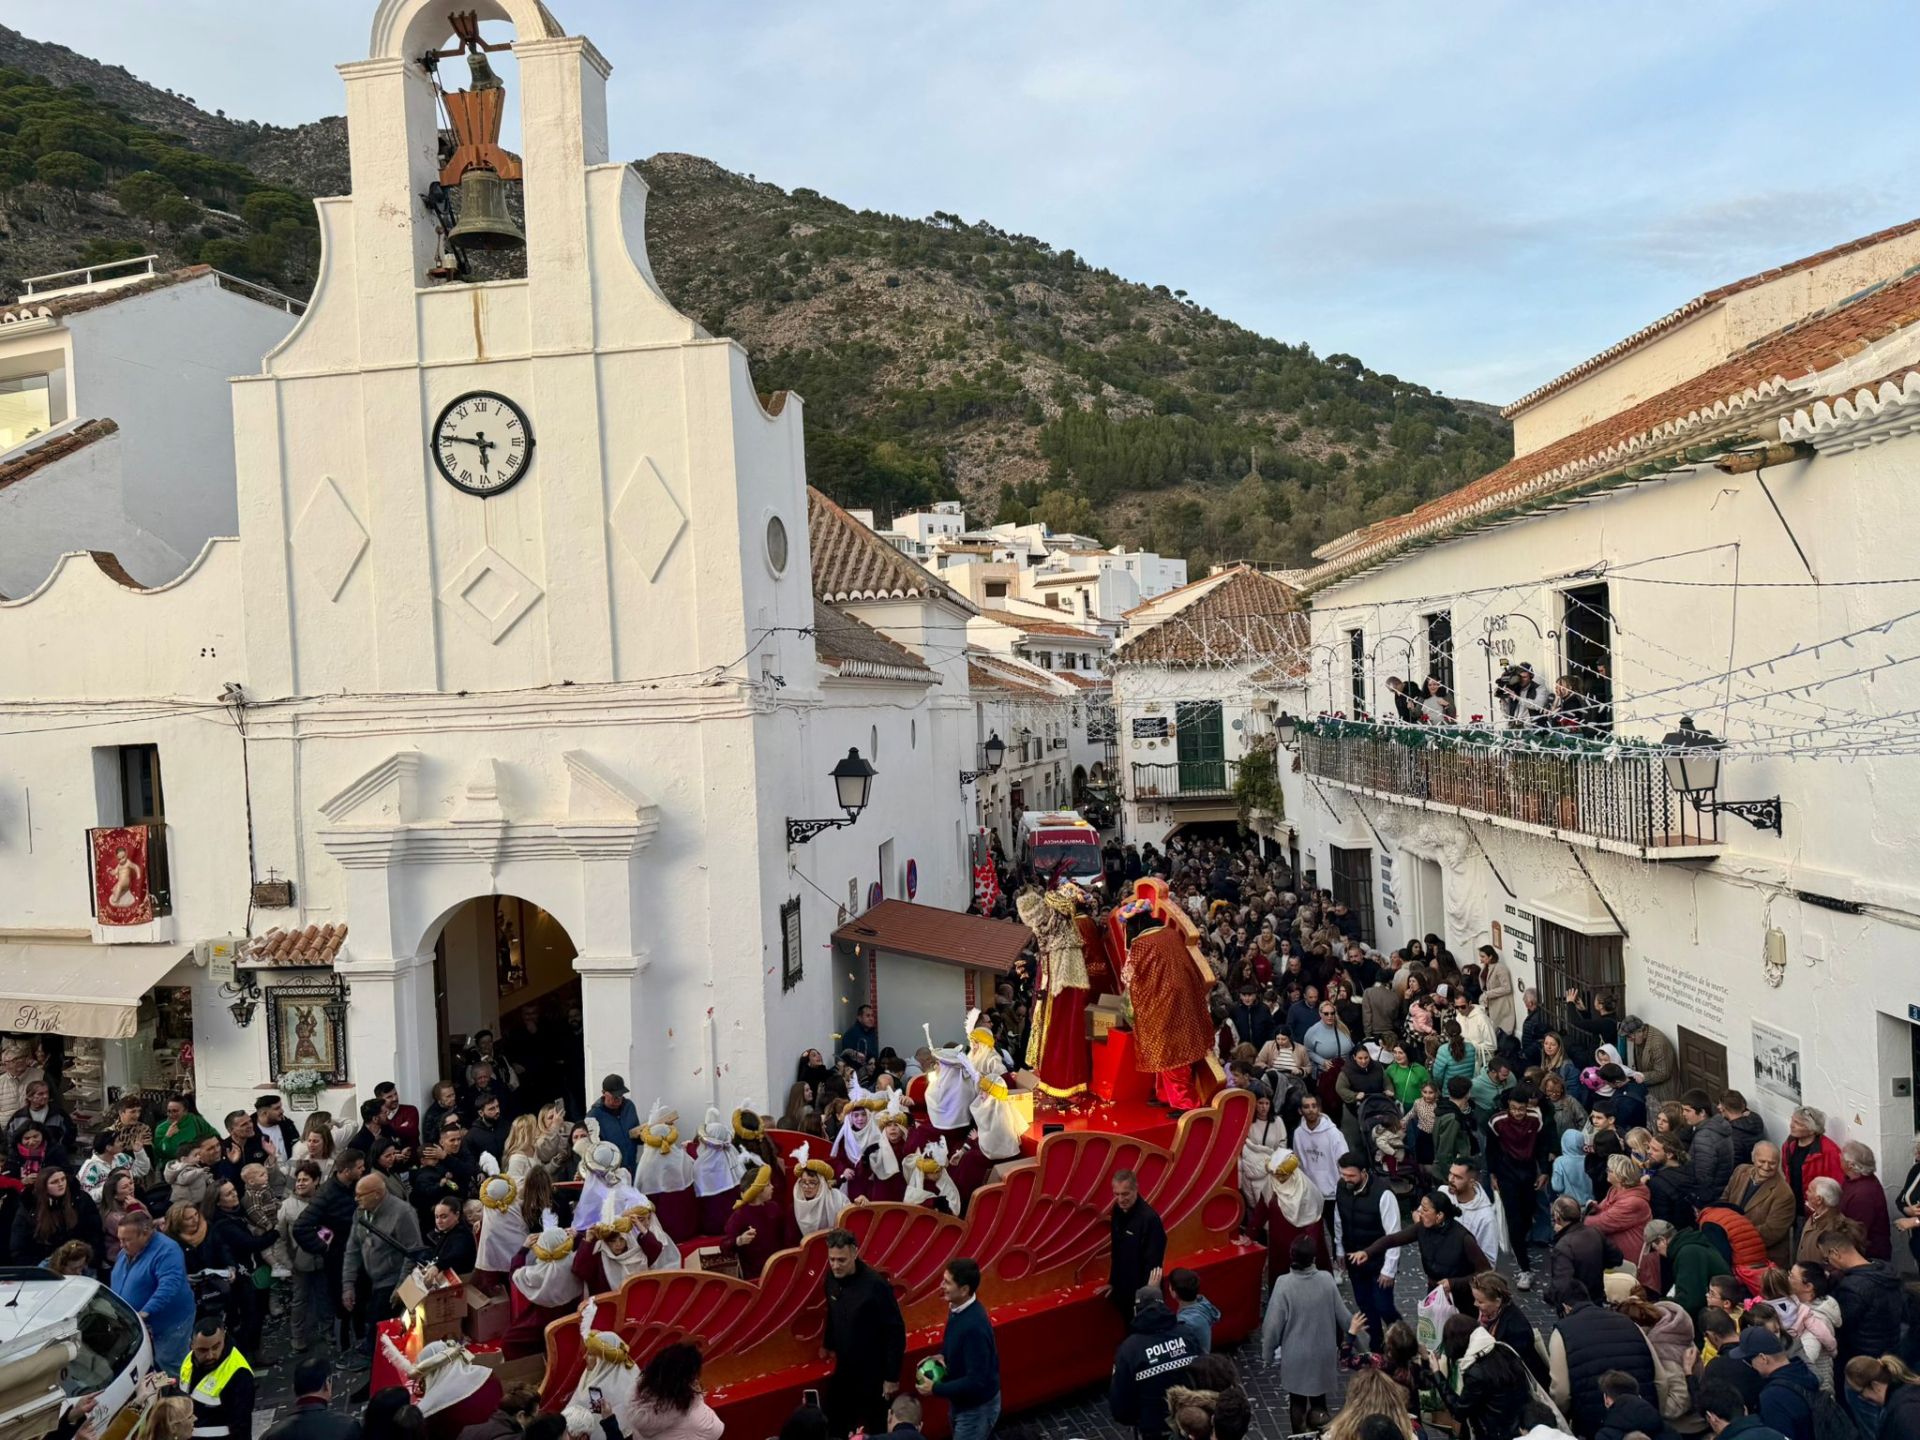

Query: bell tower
232;0;816;702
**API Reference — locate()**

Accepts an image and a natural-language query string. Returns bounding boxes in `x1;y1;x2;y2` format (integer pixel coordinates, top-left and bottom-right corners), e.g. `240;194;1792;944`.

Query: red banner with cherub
90;826;154;926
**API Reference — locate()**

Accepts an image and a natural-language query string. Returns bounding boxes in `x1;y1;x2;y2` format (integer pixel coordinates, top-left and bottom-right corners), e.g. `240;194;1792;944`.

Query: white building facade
0;0;973;1122
1294;223;1920;1195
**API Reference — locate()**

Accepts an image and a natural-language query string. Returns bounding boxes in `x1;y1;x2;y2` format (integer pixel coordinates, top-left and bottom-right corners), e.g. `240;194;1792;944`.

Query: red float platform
1089;1028;1157;1105
1018;1096;1182;1157
537;1091;1261;1437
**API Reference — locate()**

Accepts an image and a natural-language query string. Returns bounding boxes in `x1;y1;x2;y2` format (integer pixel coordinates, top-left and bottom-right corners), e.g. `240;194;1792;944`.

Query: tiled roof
1503;217;1920;418
1120;569;1231;619
0;266;214;325
807;487;975;611
976;607;1103;639
1309;266;1920;591
1056;671;1110;690
240;924;348;967
0;418;118;496
1113;566;1307;666
831;899;1030;975
967;654;1059;698
811;600;932;681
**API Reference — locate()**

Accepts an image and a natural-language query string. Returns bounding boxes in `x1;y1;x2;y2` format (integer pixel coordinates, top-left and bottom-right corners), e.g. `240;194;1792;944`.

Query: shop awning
0;942;189;1038
831;900;1032;975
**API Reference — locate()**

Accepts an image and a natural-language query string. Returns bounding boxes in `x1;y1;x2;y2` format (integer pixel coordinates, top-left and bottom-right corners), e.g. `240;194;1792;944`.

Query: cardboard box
464;1284;511;1344
490;1354;547;1390
396;1267;465;1344
694;1246;741;1279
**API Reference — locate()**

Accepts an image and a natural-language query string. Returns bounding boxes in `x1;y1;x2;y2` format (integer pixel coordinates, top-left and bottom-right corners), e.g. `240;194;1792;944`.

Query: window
119;745;165;825
1347;628;1367;715
1423;611;1455;696
1033;650;1054;670
1534;921;1624;1060
1329;845;1375;945
1560;582;1613;730
0;374;52;450
985;582;1008;599
780;897;802;991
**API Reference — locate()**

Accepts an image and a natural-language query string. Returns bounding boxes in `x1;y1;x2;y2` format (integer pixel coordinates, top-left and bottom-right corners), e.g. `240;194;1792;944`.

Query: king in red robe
1117;897;1219;1110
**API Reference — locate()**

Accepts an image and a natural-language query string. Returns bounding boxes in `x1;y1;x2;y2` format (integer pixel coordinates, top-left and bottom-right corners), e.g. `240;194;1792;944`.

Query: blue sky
16;1;1920;404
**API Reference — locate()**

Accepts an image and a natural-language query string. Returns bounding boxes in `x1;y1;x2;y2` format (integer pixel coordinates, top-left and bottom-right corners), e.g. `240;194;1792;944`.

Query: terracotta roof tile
0;418;118;496
0;266;214;325
967;655;1060;698
976;607;1103;639
831;898;1030;975
1504;217;1920;418
1113;567;1307;666
811;600;932;680
1311;266;1920;590
240;924;348;967
1056;671;1110;690
807;487;975;611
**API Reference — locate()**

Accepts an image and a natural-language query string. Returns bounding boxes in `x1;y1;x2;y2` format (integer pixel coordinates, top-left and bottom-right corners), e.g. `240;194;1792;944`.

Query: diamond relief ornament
290;475;369;601
441;544;543;643
609;455;688;582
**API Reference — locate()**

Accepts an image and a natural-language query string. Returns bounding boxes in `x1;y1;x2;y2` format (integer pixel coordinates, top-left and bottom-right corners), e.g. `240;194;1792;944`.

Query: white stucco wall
1299;434;1920;1211
0;428;192;596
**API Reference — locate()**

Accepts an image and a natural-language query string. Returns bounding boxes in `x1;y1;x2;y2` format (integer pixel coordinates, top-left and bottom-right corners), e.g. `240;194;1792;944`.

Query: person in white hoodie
1291;1094;1345;1204
1445;1160;1501;1265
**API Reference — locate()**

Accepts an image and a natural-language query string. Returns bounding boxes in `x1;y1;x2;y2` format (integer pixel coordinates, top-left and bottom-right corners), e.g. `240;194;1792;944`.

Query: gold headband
640;1125;680;1153
582;1331;633;1368
531;1232;574;1264
735;1164;772;1207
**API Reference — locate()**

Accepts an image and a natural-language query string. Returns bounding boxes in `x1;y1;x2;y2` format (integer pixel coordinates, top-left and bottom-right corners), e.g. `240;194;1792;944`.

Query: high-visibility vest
180;1347;252;1438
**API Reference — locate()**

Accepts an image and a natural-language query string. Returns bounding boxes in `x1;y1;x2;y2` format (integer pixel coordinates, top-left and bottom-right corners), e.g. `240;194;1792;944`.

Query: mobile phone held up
803;1389;821;1409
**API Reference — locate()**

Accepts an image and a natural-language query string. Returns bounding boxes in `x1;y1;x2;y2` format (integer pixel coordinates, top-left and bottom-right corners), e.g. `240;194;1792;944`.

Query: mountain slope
0;31;1511;569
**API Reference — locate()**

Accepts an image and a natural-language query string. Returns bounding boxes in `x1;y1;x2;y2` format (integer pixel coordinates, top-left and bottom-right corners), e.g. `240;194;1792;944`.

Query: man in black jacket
1593;1369;1679;1440
824;1228;907;1439
1546;1284;1656;1439
1110;1288;1196;1440
260;1358;360;1440
1819;1228;1907;1366
1109;1171;1166;1320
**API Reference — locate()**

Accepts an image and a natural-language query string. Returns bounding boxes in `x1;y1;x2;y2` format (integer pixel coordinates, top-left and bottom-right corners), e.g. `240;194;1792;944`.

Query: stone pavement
247;1229;1562;1436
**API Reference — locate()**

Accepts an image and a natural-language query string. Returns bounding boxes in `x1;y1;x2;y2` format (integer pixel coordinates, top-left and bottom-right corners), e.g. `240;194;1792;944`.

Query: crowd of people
17;831;1920;1440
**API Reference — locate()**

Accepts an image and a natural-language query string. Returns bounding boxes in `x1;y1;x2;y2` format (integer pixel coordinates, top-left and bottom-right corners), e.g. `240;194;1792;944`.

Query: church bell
447;166;525;252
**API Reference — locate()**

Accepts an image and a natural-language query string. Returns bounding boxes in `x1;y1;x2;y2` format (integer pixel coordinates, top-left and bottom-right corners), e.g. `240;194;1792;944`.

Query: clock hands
446;430;499;474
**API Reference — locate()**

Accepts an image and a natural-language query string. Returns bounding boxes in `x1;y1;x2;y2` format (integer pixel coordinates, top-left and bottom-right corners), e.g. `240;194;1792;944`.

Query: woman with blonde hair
1586;1150;1652;1272
1844;1354;1920;1436
290;1111;349;1175
1321;1367;1415;1440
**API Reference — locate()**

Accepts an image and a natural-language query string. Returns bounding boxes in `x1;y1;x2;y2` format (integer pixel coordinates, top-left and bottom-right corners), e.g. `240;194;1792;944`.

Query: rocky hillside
0;27;1511;568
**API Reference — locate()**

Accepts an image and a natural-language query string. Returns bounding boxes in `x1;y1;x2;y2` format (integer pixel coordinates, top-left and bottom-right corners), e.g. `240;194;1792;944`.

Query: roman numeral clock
431;390;535;496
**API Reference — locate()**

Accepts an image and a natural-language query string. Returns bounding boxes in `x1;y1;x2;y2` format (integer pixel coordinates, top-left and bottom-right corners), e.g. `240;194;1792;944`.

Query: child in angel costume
574;1190;681;1293
1247;1145;1331;1284
473;1154;532;1287
722;1162;798;1279
379;1336;500;1440
830;1077;886;1187
564;1300;641;1425
920;1023;978;1146
1015;884;1095;1100
691;1106;747;1235
572;1122;645;1234
790;1141;851;1235
504;1221;584;1357
633;1099;700;1242
902;1137;962;1215
848;1092;911;1202
966;1010;1028;1163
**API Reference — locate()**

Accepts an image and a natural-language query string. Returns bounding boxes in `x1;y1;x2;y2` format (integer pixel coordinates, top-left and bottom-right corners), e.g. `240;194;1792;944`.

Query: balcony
1298;721;1724;860
1131;758;1241;801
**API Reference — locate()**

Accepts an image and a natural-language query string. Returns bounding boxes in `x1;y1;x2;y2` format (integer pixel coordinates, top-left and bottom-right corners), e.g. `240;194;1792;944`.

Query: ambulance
1016;810;1104;891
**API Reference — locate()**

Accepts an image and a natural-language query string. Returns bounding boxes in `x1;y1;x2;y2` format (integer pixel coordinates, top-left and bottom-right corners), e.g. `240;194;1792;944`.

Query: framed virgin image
265;979;349;1085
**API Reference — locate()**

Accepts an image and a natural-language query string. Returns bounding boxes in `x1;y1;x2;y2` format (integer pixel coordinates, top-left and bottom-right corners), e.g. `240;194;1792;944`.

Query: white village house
1294;218;1920;1192
0;0;996;1122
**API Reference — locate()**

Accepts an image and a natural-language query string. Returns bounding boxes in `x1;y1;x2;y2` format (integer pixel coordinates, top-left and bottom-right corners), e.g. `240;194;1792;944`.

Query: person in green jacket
153;1095;219;1165
1644;1218;1730;1316
1385;1042;1430;1108
1433;1076;1481;1174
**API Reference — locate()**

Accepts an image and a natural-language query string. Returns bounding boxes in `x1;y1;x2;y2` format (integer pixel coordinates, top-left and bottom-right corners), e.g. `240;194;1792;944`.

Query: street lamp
959;732;1006;788
1275;713;1299;749
788;747;878;847
1660;716;1782;835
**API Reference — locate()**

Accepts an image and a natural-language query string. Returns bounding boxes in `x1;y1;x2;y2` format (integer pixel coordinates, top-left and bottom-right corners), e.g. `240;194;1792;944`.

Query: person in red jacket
1781;1107;1845;1216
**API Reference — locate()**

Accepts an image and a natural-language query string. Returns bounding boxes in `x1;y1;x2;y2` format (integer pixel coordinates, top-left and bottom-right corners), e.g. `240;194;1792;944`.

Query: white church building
0;0;979;1122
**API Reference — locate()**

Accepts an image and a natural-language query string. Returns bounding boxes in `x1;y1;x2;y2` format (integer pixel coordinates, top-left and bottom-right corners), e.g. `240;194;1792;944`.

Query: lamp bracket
786;815;857;848
1691;794;1783;836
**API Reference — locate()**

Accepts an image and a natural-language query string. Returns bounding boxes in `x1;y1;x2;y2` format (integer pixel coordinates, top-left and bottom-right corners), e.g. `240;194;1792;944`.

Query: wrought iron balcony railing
1130;758;1240;800
1299;722;1723;855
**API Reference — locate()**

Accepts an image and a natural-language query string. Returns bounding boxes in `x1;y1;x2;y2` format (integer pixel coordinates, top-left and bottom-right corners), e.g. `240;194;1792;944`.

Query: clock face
431;390;534;496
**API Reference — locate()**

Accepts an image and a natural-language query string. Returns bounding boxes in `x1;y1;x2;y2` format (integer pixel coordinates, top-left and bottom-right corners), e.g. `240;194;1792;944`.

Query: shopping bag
1492;1193;1511;1258
1415;1282;1457;1352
